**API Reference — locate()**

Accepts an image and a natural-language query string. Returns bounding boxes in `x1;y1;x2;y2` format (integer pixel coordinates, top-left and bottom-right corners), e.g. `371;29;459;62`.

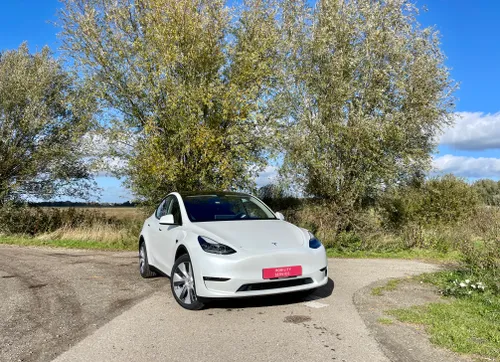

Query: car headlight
198;236;236;255
308;231;322;249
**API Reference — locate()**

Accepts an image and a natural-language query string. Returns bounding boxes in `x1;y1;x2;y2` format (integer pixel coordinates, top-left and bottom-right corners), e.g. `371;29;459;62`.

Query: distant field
1;207;146;249
45;207;146;221
79;207;145;220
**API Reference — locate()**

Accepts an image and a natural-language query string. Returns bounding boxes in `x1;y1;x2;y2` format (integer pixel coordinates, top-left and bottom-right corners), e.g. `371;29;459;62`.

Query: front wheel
170;254;204;310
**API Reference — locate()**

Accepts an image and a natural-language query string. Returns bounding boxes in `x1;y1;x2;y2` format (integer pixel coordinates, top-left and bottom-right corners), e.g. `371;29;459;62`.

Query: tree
0;44;95;205
473;179;500;206
280;0;456;226
60;0;282;204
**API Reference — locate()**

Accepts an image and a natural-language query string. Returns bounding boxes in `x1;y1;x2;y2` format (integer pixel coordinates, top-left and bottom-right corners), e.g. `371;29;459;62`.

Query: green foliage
58;0;457;211
472;179;500;206
460;239;500;278
382;175;480;229
417;270;499;300
280;0;456;227
0;44;95;204
459;207;500;279
60;0;282;205
334;231;364;251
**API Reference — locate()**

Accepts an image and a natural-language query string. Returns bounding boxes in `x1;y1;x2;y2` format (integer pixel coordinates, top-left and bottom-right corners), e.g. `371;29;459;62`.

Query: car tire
139;242;156;278
170;254;204;310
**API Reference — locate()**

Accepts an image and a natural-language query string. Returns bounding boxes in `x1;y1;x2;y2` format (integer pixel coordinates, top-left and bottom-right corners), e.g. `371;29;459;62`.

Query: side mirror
275;212;285;221
159;214;175;225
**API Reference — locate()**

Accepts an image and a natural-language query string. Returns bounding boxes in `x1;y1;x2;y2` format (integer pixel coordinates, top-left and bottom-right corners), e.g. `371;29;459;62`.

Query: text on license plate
262;265;302;279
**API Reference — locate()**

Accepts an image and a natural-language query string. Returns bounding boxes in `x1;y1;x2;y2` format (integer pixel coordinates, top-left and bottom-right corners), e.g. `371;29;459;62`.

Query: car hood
190;220;306;252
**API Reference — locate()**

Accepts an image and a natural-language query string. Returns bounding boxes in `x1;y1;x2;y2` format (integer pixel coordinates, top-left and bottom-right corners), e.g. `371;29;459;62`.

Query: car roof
178;191;251;198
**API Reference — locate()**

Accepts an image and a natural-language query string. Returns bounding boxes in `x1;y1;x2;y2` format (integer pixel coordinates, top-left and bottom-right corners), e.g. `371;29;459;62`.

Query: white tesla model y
138;191;328;310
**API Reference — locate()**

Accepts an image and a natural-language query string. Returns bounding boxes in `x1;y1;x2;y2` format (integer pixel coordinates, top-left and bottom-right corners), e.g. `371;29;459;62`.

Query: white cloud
433;154;500;178
440;112;500;150
81;132;133;176
255;165;278;187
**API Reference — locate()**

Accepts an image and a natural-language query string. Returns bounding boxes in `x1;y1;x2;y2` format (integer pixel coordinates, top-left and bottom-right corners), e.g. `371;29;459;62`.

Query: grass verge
1;234;462;260
0;235;137;251
371;279;402;296
326;248;461;262
377;317;394;325
388;271;500;360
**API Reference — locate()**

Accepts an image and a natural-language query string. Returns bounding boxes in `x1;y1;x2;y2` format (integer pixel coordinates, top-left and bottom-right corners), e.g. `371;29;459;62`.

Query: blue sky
2;0;499;202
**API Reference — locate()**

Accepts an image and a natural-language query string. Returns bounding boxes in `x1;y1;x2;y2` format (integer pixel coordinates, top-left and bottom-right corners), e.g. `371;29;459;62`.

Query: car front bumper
192;246;328;298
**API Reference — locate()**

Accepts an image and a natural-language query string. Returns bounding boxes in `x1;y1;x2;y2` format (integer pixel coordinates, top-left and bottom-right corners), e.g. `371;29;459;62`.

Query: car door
148;196;173;272
163;196;183;273
149;195;183;275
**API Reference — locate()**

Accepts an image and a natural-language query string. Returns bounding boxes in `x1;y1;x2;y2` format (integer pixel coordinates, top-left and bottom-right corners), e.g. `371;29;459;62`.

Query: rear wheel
170;254;204;310
139;242;156;278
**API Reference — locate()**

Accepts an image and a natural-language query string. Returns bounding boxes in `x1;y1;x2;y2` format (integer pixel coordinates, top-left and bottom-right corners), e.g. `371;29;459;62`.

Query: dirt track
0;245;161;362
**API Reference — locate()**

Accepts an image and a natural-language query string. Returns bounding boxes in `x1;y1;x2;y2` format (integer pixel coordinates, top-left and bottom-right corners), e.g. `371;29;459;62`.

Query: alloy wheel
172;261;196;305
139;245;146;274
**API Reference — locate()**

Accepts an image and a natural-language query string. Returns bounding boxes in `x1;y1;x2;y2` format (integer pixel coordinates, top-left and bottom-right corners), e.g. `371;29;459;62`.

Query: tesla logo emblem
271;242;278;246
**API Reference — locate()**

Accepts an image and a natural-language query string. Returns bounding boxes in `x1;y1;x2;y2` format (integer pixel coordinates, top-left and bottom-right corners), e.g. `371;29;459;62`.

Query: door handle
159;228;162;231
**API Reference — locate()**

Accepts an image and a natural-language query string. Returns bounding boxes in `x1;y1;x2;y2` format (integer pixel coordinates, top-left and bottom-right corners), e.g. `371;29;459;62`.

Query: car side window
156;196;173;219
168;197;182;225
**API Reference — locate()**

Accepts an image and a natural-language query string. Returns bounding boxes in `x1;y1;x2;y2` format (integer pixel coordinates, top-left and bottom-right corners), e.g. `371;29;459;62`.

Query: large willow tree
279;0;456;224
60;0;282;203
60;0;456;212
0;44;94;205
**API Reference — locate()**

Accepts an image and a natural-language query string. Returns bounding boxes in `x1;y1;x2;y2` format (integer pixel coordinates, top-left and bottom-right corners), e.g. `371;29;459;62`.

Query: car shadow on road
205;278;335;309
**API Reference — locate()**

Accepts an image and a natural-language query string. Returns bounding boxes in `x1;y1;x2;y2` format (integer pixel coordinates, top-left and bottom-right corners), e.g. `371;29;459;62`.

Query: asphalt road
0;245;439;362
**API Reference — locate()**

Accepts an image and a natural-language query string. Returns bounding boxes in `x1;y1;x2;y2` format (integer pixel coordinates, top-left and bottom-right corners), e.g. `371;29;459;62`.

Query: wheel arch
175;244;189;261
138;235;145;250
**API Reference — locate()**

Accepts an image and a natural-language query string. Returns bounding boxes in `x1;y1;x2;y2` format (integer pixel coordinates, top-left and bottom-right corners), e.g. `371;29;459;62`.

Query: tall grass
0;206;144;249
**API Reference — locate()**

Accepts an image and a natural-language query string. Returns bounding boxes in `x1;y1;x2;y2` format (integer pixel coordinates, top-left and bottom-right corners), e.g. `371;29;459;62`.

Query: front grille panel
236;278;313;292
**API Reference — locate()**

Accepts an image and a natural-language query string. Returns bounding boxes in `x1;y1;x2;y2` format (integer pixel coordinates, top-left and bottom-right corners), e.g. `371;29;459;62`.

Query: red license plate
262;265;302;279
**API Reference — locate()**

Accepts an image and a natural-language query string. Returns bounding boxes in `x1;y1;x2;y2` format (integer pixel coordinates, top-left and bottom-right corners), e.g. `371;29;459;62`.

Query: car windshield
183;194;277;222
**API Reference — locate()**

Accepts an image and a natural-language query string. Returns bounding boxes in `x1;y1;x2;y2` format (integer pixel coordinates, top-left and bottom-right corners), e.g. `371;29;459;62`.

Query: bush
381;175;480;229
456;207;499;278
333;231;363;251
472;179;500;206
460;238;499;277
281;201;347;247
278;200;391;250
